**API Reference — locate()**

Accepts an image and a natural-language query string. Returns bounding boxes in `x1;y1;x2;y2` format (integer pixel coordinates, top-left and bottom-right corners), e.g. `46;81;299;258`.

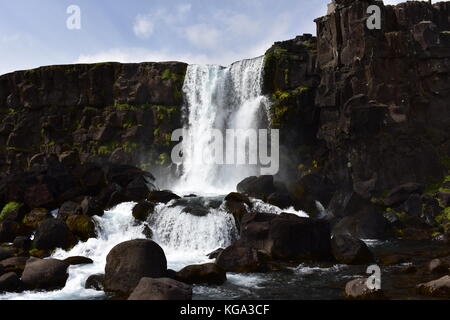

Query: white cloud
177;3;192;16
133;14;154;39
185;24;222;50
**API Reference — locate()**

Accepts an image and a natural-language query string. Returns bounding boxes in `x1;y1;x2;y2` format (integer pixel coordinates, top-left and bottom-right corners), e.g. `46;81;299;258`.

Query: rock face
331;235;374;264
0;62;187;173
345;278;385;300
176;263;227;285
127;277;192;300
104;239;167;295
21;257;69;290
263;0;450;239
417;275;450;298
0;272;22;293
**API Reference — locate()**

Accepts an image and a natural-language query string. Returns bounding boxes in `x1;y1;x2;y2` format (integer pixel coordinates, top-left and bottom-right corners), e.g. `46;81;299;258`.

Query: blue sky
0;0;411;75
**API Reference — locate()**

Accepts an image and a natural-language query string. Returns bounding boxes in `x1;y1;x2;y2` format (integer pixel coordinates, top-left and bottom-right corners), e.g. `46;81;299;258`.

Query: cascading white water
175;56;271;194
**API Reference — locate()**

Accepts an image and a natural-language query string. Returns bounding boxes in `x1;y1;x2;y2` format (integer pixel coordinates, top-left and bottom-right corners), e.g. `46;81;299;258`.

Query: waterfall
174;56;271;195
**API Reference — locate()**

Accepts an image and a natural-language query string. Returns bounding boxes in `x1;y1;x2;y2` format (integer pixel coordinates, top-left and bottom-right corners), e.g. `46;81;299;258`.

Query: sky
0;0;417;75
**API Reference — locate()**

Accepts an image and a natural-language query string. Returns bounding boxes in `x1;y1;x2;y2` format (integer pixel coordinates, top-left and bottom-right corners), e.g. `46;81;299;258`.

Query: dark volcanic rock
85;274;105;291
240;212;333;261
132;201;155;221
237;176;276;200
104;239;167;295
65;214;97;241
128;277;192;300
0;272;22;293
417;275;450;298
21;257;69;290
0;257;28;275
345;278;385;300
148;190;181;204
64;256;94;266
331;235;374;265
176;263;226;285
33;218;74;250
215;242;269;273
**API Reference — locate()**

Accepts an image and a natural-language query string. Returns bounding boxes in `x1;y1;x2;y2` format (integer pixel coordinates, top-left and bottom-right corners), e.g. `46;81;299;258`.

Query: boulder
0;246;17;261
65;214;97;241
224;193;252;207
147;190;181;204
427;257;450;274
21;257;69;290
0;202;28;222
132;201;155;221
207;248;224;260
0;257;28;275
0;272;22;293
176;263;226;285
0;220;21;243
128;277;192;300
345;278;385;300
240;212;333;261
332;204;394;240
24;184;55;208
266;192;295;209
417;275;450;298
22;208;51;229
104;239;167;295
81;196;104;217
58;201;82;219
64;256;94;266
12;236;32;251
216;242;268;273
331;235;374;265
33;218;74;250
237;176;276;200
384;183;424;207
85;274;105;291
125;176;152;202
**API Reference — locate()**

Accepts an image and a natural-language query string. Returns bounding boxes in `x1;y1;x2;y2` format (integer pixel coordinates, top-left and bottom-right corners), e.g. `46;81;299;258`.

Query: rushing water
174;56;271;194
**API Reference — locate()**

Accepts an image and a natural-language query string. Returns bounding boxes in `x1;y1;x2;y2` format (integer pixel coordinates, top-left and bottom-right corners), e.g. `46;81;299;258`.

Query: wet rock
104;239;167;295
125;176;153;202
65;214;97;241
142;224;153;239
12;236;32;251
64;256;94;266
22;208;51;229
332;204;394;240
33;218;74;250
85;273;105;291
132;201;155;222
84;273;105;291
207;248;224;260
331;235;374;265
345;278;385;300
417;275;450;298
176;263;226;285
224;193;252;207
128;277;192;300
58;201;82;219
0;246;17;261
266;192;295;209
427;257;450;275
0;257;29;275
216;242;268;273
240;212;333;261
148;190;181;204
384;183;424;207
0;202;28;222
0;220;21;243
21;257;69;290
237;176;276;200
81;196;104;217
0;272;22;293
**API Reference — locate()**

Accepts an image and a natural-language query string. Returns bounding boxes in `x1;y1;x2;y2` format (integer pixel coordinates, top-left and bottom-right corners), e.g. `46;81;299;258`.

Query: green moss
161;69;178;81
123;142;138;153
0;202;22;221
98;145;112;156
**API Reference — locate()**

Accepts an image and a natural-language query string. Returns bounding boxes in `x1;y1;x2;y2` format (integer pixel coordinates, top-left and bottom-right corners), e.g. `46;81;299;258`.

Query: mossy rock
22;208;50;229
65;215;97;242
0;202;23;222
